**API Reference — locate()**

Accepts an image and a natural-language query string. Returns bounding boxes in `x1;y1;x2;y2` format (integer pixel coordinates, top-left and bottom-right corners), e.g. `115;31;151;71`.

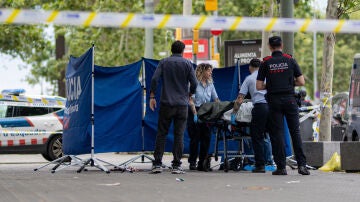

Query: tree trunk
261;1;274;58
280;0;294;56
56;34;66;97
319;0;338;141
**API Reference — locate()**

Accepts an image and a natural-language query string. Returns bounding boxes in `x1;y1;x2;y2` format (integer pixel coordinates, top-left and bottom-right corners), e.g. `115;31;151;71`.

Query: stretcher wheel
231;158;242;172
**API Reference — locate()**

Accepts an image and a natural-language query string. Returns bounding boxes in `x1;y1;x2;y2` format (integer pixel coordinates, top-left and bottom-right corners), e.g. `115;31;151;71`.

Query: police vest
263;53;295;95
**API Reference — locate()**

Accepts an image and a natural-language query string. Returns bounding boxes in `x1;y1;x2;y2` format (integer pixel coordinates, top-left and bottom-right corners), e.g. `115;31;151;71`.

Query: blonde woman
187;63;220;171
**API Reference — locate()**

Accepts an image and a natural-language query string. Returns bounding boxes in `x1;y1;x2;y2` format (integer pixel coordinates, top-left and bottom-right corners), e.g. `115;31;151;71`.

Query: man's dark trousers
153;105;188;167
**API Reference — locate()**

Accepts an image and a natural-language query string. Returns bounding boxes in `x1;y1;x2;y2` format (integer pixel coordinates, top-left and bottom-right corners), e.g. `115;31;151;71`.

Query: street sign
182;39;209;60
224;39;262;67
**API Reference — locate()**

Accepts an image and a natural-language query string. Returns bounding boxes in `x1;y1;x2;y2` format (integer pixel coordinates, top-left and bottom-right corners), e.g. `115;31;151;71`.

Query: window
13;106;49;117
0;105;62;118
0;105;7;118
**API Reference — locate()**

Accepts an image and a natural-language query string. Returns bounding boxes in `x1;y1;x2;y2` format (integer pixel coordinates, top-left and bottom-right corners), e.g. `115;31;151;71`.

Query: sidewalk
1;153;360;202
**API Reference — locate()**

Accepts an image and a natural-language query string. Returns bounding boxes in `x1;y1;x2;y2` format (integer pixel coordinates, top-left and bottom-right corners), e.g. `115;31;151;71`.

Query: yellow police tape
0;93;65;107
1;8;360;33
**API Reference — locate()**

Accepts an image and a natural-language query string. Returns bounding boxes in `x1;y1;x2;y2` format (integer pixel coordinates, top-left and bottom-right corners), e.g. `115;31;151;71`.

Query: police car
0;89;65;161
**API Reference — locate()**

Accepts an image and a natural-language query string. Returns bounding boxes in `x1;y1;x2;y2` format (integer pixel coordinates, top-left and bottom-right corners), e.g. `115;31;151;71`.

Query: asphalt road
0;153;359;202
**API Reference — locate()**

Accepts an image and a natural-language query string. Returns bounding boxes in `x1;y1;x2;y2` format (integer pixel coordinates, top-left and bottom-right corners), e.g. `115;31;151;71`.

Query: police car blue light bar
1;89;26;95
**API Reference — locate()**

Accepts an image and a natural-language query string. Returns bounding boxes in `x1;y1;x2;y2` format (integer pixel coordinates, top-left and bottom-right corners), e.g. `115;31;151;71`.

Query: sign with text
63;48;93;155
182;39;209;60
224;39;261;67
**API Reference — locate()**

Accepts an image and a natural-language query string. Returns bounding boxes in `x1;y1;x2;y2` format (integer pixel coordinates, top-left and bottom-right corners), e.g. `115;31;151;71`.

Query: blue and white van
0;89;65;161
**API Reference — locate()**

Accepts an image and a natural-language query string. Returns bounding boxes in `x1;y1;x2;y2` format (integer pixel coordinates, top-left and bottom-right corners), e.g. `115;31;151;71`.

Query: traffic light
205;0;218;11
175;28;182;40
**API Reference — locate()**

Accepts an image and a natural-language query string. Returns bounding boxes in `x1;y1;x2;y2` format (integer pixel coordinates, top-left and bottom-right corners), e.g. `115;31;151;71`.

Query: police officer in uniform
256;36;310;175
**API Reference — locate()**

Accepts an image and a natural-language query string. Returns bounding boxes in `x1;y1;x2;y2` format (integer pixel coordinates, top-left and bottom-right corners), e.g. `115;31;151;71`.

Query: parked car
331;92;348;141
0;89;65;161
299;91;349;142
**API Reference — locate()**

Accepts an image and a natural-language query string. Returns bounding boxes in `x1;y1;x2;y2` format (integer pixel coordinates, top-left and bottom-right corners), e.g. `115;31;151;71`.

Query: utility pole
144;0;154;59
183;0;193;62
280;0;294;56
207;0;221;66
313;0;319;103
183;0;192;39
56;34;66;97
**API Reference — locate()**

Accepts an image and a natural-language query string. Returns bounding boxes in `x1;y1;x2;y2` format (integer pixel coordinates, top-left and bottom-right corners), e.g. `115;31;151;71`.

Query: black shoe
197;165;204;171
189;164;196;170
202;158;213;172
203;164;213;172
298;166;310;175
272;168;287;175
252;166;265;173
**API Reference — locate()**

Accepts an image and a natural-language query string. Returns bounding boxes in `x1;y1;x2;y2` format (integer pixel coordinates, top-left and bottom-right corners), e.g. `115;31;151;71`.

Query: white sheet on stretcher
222;102;253;123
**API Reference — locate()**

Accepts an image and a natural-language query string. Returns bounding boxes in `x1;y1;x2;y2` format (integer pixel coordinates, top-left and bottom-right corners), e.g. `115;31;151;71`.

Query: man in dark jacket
149;40;197;174
256;36;310;176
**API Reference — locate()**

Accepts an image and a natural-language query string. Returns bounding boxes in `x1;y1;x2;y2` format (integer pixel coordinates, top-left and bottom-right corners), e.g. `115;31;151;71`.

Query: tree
41;0;145;96
3;0;353;99
319;0;337;141
319;0;360;141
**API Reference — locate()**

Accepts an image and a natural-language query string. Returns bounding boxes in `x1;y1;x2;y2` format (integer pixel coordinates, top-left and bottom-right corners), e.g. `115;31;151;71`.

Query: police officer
256;36;310;175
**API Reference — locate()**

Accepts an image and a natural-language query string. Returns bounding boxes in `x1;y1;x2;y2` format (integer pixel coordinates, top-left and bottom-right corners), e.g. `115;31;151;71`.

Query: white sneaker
171;166;185;174
152;165;162;174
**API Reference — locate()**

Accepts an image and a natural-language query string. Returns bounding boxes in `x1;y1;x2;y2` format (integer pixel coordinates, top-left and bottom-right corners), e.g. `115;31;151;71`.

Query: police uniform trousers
267;94;307;169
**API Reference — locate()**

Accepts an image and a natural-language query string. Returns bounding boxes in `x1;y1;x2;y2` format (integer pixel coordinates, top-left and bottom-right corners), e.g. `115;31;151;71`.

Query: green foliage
295;0;360;98
0;0;359;98
338;0;360;19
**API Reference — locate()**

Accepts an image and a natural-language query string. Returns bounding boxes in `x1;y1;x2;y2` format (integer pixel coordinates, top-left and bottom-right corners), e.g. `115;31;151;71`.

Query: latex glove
193;114;198;123
149;98;157;111
231;113;237;125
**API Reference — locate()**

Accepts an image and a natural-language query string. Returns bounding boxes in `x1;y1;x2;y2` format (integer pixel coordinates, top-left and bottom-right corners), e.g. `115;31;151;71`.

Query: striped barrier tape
1;8;360;33
0;93;65;107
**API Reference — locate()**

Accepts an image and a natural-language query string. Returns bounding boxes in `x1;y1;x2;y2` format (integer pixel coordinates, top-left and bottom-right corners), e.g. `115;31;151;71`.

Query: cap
269;36;282;47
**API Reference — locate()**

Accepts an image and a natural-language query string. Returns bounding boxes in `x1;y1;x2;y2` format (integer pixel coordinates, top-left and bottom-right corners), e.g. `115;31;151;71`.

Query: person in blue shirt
187;63;220;171
233;58;274;173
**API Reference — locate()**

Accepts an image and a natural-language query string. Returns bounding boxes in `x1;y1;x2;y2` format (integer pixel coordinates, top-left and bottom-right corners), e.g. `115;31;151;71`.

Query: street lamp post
313;0;319;103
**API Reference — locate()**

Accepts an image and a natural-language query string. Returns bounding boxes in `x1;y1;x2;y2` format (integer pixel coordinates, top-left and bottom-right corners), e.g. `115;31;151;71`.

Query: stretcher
198;101;254;172
198;117;253;172
212;120;253;172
